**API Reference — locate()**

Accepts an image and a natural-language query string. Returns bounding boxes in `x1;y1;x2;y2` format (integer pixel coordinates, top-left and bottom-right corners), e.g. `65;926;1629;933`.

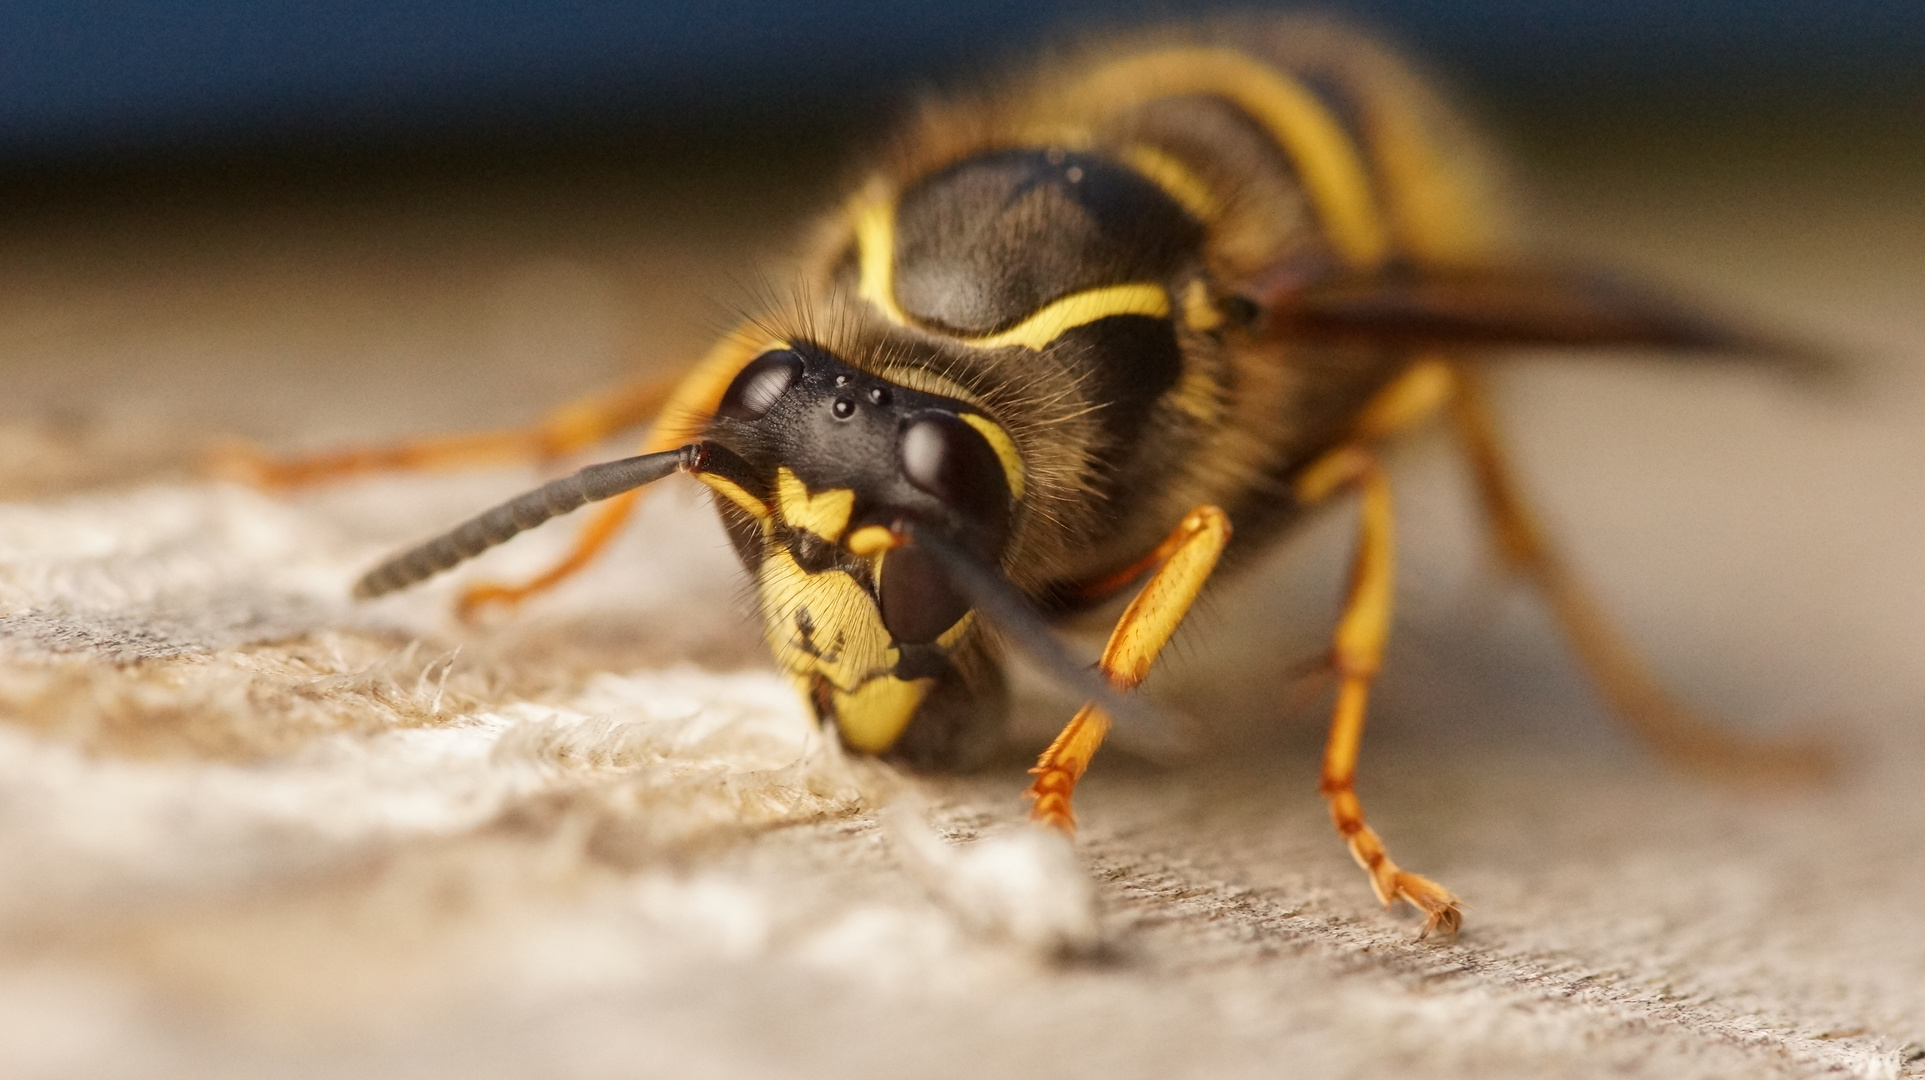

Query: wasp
233;17;1827;936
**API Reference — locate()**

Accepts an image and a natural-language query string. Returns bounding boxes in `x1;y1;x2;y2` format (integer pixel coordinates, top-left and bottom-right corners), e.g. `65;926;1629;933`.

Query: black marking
789;529;841;574
794;605;842;664
893;148;1204;335
705;344;1011;561
1050;313;1185;452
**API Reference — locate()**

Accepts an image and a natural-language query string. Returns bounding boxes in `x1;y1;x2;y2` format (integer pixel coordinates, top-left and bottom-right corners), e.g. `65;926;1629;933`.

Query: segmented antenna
354;443;702;599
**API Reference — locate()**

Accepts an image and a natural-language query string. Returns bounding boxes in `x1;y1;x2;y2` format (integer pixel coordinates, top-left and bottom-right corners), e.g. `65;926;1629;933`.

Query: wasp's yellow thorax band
854;191;1170;352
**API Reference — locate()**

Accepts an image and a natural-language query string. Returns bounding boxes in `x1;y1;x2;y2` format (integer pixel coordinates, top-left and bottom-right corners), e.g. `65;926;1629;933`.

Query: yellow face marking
697;473;770;521
957;413;1027;501
775;467;855;541
833;675;931;754
758;544;946;755
964;283;1169;350
1118;143;1222;223
1061;47;1389;269
845;525;900;558
758;548;893;689
834;611;978;754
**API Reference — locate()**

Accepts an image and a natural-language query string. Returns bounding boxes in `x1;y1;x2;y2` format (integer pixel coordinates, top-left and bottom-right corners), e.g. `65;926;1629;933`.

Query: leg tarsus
1028;703;1102;835
1345;821;1462;936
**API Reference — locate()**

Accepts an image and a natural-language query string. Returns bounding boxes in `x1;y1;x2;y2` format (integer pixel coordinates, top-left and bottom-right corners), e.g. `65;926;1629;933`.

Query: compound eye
716;350;803;421
897;412;1011;528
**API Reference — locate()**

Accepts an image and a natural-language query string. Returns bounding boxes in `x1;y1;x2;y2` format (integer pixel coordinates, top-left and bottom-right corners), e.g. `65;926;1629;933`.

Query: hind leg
1449;366;1832;783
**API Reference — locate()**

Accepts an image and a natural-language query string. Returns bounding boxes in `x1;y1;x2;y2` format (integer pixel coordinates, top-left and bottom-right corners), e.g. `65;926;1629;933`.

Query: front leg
1028;505;1231;831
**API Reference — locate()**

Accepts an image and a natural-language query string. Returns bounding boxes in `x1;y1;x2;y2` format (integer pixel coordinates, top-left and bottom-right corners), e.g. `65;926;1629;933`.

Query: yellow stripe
775;467;855;541
1117;143;1222;223
958;413;1027;501
845;524;899;557
855;194;1170;352
853;195;912;329
963;283;1169;350
697;473;770;521
1060;47;1389;268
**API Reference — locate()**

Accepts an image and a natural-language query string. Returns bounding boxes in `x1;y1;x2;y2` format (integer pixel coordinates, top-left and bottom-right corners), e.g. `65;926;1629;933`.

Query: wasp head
697;342;1025;755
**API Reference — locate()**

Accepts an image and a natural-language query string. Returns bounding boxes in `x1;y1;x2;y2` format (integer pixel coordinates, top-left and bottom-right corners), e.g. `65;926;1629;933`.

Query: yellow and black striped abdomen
1025;23;1507;276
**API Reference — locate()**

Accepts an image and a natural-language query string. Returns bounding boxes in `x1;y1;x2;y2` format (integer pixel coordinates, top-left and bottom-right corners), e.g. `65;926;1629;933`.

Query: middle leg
1312;452;1463;936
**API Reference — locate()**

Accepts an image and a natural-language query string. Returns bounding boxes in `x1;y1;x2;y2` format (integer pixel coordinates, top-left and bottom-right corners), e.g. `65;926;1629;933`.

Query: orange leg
454;330;772;614
1029;505;1231;832
208;375;682;489
1449;367;1832;784
1315;455;1462;937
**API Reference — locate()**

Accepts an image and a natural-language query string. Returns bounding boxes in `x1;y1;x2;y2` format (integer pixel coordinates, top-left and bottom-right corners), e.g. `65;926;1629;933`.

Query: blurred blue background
2;0;1918;164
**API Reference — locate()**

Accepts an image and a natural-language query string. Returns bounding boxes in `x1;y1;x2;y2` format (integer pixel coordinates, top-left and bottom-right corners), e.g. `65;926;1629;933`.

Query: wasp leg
1448;367;1832;783
454;333;768;615
209;375;682;489
1309;452;1463;937
1029;505;1231;832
